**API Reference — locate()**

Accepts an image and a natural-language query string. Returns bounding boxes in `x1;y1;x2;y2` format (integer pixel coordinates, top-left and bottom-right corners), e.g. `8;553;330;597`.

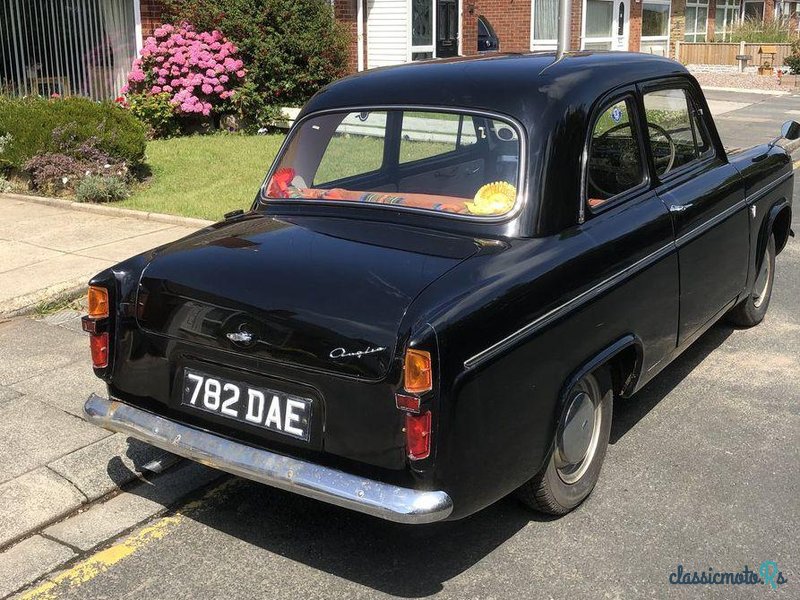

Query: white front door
613;0;630;50
583;0;629;51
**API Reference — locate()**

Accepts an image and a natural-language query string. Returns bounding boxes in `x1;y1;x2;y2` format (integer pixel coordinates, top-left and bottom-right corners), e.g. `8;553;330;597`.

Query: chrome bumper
83;394;453;524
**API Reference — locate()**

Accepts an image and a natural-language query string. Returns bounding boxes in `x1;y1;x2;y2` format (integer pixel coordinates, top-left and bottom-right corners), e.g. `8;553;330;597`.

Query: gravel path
692;71;800;91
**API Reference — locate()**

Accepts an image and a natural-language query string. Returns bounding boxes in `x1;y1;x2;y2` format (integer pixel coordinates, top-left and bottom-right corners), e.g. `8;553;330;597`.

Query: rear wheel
727;234;776;328
516;368;613;515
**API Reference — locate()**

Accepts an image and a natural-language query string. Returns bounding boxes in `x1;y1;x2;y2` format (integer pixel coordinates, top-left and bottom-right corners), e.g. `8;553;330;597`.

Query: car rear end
80;218;471;524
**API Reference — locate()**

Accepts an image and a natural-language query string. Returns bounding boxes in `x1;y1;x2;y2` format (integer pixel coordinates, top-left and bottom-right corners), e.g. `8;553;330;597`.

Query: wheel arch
770;203;792;255
558;335;644;410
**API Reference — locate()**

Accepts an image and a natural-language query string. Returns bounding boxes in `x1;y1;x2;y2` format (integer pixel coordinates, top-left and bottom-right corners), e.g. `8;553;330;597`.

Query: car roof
300;52;690;126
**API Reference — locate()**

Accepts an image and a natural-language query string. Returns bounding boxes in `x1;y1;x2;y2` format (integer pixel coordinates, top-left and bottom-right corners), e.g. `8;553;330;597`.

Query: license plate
181;368;312;441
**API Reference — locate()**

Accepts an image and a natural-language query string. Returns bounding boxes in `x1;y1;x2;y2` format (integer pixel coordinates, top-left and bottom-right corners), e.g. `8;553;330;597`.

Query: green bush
0;96;146;169
75;175;130;203
730;18;795;43
784;40;800;73
163;0;349;130
127;92;181;139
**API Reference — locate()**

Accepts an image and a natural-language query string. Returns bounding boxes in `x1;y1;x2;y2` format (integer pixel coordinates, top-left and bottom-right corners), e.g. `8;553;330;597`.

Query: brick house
330;0;799;72
0;0;797;100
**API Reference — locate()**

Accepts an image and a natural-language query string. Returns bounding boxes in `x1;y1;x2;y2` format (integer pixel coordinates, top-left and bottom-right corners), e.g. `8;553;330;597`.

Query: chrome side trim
745;170;793;203
463;242;675;369
675;198;747;247
464;169;794;370
84;395;453;525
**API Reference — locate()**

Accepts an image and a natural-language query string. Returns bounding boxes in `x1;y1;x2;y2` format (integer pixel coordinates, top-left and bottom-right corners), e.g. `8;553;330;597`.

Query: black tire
516;368;613;516
727;234;776;328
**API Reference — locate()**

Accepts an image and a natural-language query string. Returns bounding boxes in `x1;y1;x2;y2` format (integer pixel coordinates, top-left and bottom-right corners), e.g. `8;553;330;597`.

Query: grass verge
119;134;285;221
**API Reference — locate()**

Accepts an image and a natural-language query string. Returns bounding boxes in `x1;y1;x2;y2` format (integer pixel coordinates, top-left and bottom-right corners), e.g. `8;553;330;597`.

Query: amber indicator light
404;349;432;394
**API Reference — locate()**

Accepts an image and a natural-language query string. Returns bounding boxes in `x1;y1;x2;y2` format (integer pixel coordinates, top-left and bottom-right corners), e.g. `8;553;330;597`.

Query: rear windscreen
261;109;522;218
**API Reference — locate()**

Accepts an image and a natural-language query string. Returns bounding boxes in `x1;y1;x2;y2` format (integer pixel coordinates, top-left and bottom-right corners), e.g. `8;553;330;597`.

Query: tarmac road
19;177;799;600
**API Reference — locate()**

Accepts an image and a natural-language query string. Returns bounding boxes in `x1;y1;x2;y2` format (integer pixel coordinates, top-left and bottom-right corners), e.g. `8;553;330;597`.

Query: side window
399;112;477;163
643;88;712;177
586;98;646;208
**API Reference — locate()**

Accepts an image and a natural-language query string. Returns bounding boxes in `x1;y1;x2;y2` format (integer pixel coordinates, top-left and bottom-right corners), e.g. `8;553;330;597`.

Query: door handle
669;203;691;213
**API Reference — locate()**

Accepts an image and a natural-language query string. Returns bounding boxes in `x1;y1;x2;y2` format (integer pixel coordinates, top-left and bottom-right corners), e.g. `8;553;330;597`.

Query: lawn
120;131;454;221
119;134;285;221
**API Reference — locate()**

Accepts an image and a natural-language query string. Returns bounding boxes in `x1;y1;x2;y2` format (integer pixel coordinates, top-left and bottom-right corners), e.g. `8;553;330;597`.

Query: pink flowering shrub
124;23;245;126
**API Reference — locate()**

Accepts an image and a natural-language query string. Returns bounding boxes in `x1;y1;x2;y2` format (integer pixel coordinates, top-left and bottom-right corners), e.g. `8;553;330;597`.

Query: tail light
398;347;434;460
405;411;431;460
83;285;111;369
89;332;109;368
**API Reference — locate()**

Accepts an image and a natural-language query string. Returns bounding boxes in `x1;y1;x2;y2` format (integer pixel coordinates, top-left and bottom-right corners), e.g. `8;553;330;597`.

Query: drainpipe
357;0;365;71
556;0;572;59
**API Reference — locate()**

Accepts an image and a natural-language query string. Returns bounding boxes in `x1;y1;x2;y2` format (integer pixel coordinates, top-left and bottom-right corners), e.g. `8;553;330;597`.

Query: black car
477;16;499;52
83;53;796;524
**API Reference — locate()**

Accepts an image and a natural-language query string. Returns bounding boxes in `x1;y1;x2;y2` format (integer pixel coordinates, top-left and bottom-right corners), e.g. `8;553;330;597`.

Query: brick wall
466;0;533;54
140;0;167;39
669;0;686;58
570;0;583;50
629;0;641;52
335;0;362;73
707;2;716;40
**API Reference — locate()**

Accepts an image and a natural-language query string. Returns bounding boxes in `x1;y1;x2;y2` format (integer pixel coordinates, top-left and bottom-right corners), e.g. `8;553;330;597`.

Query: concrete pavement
0;194;205;318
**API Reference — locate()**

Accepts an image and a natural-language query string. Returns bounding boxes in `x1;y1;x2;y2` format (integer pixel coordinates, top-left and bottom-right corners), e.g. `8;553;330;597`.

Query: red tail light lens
395;393;421;413
90;333;109;368
405;411;431;460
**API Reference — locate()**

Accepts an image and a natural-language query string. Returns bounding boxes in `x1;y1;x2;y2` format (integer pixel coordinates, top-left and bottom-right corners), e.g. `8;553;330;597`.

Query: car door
641;81;748;345
581;91;679;375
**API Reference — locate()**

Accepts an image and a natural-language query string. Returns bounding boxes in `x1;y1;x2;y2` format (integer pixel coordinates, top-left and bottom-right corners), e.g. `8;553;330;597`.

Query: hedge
0;96;146;170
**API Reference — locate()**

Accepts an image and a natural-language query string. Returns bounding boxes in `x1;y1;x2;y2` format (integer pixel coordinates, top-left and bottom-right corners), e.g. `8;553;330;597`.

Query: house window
744;1;765;20
641;0;670;56
532;0;558;47
715;0;739;41
411;0;435;60
684;0;708;42
781;1;800;17
584;0;615;50
0;0;138;100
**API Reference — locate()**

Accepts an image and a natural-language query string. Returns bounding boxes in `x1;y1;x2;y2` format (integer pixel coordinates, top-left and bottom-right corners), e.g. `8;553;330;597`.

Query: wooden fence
677;42;793;67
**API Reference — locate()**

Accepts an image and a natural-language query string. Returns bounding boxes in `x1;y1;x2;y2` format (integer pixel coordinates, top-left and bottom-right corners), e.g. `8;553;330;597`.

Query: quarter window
643;88;711;177
586;98;645;207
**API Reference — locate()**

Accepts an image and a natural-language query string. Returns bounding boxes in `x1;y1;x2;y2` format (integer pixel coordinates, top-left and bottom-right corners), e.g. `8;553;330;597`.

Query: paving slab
0;535;75;598
0;468;85;548
10;356;103;418
0;318;86;386
0;396;108;484
0;253;110;305
0;240;64;274
48;433;180;502
74;226;193;262
44;462;222;552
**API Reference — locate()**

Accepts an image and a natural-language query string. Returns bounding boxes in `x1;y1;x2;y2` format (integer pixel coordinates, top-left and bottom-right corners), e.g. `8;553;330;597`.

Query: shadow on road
610;323;734;444
112;323;736;597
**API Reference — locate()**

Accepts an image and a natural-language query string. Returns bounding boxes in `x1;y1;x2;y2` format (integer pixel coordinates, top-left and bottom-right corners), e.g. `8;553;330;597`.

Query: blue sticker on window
611;107;623;123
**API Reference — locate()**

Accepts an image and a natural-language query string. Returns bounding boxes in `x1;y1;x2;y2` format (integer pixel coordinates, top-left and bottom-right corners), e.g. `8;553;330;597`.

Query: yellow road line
793;158;800;170
20;477;238;600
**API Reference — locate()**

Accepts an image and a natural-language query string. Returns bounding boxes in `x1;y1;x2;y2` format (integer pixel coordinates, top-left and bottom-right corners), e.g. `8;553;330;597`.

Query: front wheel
516;369;613;515
727;234;776;328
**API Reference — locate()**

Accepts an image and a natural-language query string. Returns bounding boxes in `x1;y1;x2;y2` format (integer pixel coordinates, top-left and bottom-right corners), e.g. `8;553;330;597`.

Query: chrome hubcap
753;253;771;309
555;378;602;485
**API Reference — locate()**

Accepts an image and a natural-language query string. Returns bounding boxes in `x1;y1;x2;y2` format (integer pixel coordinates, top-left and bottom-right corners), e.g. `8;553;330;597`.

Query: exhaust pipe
556;0;572;59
